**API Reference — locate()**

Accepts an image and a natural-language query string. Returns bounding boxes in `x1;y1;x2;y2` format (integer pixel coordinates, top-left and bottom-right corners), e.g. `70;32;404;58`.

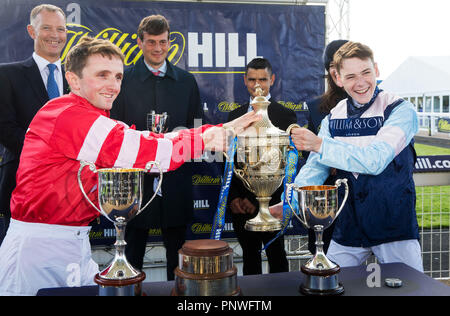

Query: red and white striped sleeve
52;107;213;172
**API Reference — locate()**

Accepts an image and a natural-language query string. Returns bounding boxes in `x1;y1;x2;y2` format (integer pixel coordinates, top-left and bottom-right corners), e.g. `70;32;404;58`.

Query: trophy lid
240;84;287;137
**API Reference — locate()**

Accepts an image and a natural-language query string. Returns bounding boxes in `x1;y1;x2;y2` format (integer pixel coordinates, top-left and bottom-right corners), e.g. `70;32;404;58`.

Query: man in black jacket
0;4;69;242
111;15;203;282
227;58;297;275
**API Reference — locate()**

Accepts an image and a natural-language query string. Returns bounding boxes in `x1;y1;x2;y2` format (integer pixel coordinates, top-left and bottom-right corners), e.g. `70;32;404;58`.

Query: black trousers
125;221;186;281
232;213;289;275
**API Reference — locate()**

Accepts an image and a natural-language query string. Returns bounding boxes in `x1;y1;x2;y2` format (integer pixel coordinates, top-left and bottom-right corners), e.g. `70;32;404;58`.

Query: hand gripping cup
286;178;348;296
77;160;163;296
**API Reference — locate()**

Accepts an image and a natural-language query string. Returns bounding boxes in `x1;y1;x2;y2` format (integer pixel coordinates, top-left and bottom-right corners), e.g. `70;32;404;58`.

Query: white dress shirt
32;52;64;97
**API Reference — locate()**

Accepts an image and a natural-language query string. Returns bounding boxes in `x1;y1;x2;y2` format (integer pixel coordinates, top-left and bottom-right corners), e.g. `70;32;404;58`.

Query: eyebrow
344;68;372;78
246;76;269;80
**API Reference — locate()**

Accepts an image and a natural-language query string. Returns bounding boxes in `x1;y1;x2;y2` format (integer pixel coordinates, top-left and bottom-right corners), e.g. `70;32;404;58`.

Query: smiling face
336;57;379;105
66;54;123;111
138;31;170;69
27;9;67;62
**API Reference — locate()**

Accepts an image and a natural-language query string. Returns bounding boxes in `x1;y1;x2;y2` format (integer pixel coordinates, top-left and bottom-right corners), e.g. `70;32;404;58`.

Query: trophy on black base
286;179;348;296
78;161;162;296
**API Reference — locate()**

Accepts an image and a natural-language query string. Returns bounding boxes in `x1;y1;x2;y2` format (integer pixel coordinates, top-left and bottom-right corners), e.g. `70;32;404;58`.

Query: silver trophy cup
77;161;163;296
147;111;168;196
147;111;169;133
286;179;348;296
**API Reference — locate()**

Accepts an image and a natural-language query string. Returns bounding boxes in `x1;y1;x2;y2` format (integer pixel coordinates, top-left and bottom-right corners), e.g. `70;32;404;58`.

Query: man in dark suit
0;4;69;241
227;58;297;275
110;15;203;282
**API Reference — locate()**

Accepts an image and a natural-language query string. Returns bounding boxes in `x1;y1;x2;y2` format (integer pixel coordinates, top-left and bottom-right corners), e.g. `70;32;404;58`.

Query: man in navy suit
0;4;69;241
111;15;203;283
227;58;297;275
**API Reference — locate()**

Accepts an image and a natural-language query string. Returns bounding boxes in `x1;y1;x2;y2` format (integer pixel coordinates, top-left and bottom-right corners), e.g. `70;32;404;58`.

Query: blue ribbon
261;137;298;251
210;136;237;240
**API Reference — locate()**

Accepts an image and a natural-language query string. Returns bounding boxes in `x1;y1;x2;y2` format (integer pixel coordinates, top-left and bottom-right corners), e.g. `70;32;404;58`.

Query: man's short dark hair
245;58;273;76
137;15;170;41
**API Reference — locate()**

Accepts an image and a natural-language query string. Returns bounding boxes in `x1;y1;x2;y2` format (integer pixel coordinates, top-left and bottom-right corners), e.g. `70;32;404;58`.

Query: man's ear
65;71;79;92
374;62;380;78
27;24;36;40
335;71;344;88
270;73;275;86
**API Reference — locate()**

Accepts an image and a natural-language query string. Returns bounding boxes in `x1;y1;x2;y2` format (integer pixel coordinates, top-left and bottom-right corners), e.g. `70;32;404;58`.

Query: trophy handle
285;183;309;228
139;161;164;212
77;161;102;214
334;178;349;219
233;168;256;194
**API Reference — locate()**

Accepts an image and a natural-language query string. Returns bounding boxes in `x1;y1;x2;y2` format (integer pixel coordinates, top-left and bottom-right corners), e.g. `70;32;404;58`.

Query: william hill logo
217;101;307;113
63;24;186;66
191;222;234;234
192;174;221;185
63;25;260;72
278;101;308;112
218;102;242;113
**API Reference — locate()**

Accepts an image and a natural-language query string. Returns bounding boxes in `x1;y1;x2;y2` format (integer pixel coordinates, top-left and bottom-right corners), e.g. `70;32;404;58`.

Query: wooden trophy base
173;239;240;296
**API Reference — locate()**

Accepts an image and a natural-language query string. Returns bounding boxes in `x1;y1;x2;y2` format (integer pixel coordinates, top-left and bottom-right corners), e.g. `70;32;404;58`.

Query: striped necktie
47;64;60;99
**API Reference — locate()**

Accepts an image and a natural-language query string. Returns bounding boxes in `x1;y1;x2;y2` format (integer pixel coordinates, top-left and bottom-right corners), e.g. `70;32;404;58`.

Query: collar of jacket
136;58;179;82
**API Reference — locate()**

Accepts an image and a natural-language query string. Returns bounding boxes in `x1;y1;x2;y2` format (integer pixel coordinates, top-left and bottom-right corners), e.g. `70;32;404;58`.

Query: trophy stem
96;219;142;280
314;225;325;258
114;220;127;264
304;225;337;270
95;219;145;296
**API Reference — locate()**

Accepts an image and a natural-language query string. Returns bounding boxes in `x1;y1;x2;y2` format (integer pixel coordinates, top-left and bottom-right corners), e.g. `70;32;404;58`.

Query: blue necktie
47;64;60;99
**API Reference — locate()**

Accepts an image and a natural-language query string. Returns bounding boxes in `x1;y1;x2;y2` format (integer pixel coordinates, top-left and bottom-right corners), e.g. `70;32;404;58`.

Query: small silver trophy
146;111;169;197
286;179;348;296
77;161;163;296
147;111;169;133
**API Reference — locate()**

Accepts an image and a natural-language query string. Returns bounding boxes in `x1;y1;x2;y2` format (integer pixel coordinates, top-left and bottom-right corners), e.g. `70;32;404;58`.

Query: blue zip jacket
293;89;420;247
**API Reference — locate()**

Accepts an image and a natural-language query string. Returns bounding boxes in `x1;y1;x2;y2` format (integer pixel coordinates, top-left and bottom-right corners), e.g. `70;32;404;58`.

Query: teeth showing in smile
355;87;370;94
100;94;114;99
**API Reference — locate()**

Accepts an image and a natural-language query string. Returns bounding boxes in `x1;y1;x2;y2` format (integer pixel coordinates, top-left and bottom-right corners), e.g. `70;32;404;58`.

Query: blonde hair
333;41;375;74
30;4;66;26
65;37;124;77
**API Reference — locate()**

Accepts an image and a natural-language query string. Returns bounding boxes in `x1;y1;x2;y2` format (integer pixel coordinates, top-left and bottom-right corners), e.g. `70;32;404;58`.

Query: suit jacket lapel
22;57;49;105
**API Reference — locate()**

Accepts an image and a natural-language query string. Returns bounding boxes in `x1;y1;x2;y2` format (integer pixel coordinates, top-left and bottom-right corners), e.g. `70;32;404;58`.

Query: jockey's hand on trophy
203;110;262;152
222;110;261;136
290;127;323;153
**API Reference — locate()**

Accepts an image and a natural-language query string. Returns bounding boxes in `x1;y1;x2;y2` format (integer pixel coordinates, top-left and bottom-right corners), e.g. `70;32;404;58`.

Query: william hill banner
1;0;323;244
